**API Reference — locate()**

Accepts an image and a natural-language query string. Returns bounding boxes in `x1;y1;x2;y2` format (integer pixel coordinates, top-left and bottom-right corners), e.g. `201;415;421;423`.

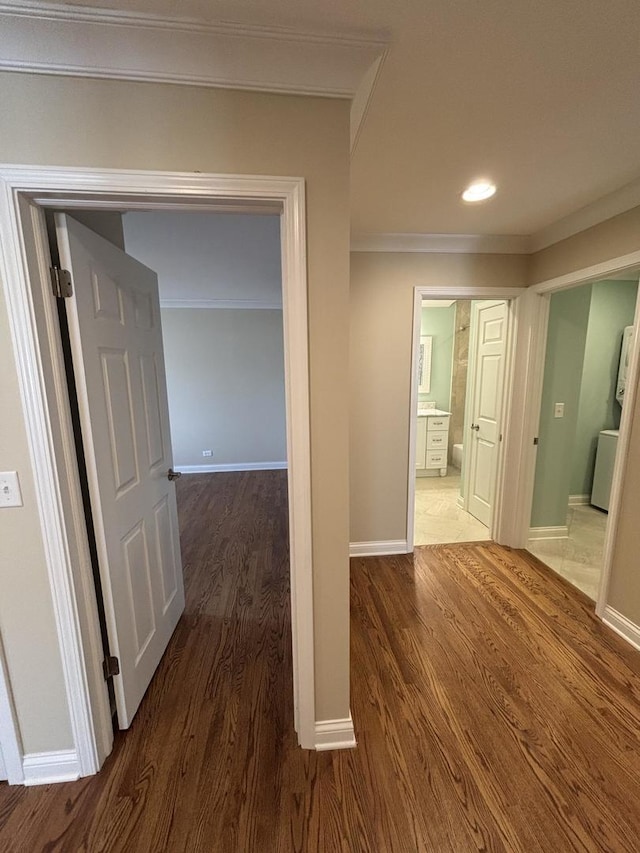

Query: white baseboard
568;494;591;506
315;714;357;751
602;606;640;652
22;749;80;786
528;525;569;541
456;495;465;509
349;539;410;557
174;462;287;474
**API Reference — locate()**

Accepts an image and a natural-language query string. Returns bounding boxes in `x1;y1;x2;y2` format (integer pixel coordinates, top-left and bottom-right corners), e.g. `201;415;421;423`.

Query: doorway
0;167;316;783
410;294;512;548
527;274;639;601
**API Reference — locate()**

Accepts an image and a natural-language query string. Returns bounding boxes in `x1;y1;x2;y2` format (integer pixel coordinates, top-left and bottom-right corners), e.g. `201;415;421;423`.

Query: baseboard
22;749;80;786
315;714;357;751
174;462;287;474
568;494;591;506
456;495;465;509
349;540;410;557
528;526;569;541
602;606;640;652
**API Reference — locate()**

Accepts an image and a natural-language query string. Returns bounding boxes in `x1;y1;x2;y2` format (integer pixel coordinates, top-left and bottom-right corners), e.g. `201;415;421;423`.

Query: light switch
554;402;565;419
0;471;23;507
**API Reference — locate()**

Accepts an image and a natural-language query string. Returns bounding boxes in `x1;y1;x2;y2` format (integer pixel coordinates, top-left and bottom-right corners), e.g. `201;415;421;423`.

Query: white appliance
616;325;633;406
591;430;619;511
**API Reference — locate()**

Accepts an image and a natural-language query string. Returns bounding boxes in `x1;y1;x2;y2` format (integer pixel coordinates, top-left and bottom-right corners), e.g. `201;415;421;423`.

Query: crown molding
0;1;387;100
350;232;531;255
160;298;282;310
530;176;640;252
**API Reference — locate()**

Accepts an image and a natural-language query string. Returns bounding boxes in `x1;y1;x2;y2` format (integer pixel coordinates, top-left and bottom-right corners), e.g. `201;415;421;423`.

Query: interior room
413;298;505;546
528;276;639;600
7;2;640;850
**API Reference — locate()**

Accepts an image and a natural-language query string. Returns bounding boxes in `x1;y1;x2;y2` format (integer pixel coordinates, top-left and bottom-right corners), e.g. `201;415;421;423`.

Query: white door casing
56;214;185;728
466;301;508;528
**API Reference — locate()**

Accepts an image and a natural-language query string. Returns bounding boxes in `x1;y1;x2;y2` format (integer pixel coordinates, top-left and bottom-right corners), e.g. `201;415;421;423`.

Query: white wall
161;308;286;469
124;211;286;471
123;212;282;305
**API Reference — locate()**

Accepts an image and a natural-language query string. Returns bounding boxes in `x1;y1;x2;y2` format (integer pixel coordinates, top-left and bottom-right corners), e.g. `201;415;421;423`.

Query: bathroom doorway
411;297;509;546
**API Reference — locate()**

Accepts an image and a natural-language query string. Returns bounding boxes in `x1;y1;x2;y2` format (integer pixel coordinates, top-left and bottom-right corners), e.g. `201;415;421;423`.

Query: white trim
351;233;530;255
407;287;523;552
175;462;287;474
314;715;356;750
0;2;386;100
532;250;640;294
596;280;640;618
160;298;282;311
0;165;317;778
528;526;569;541
0;633;24;783
498;289;549;548
601;606;640;653
349;540;409;557
22;749;80;786
568;494;591;506
530;176;640;252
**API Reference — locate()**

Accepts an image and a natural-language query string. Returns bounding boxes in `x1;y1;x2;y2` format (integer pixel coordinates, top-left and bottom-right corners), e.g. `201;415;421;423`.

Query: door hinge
533;437;539;446
50;267;73;298
103;655;120;680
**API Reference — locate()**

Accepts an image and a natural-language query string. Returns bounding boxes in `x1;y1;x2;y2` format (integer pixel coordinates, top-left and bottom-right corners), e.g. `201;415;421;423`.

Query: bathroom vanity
416;408;451;476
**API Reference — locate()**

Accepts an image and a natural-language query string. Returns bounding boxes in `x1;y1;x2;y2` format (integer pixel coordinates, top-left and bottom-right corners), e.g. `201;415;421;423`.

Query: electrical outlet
554;402;565;418
202;450;213;458
0;471;23;507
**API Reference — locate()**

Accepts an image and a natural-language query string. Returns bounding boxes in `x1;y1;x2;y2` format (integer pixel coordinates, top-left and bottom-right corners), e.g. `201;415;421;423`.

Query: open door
55;214;185;728
466;300;508;527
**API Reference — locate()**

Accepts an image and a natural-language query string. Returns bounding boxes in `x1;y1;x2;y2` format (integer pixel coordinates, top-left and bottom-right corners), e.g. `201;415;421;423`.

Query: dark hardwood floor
2;471;640;851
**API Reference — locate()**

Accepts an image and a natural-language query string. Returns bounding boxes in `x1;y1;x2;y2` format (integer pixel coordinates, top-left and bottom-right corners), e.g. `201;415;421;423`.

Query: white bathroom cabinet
416;412;450;476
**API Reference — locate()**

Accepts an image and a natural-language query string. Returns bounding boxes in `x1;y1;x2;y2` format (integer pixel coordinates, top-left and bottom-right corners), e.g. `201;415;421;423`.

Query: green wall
420;304;455;411
531;286;591;528
571;280;638;496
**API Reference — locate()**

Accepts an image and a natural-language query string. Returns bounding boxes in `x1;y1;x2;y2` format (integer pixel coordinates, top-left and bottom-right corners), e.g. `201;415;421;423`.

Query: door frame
0;165;317;782
407;286;525;550
521;251;640;621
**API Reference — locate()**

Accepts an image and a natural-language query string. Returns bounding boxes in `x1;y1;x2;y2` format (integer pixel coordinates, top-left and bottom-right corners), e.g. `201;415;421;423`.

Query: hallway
1;473;640;851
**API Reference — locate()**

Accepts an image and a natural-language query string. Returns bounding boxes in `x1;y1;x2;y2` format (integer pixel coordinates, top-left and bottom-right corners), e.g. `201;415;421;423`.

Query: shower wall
449;300;471;462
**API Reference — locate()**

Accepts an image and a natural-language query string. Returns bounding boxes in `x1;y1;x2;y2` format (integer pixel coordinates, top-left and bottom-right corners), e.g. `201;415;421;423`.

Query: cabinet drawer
427;416;449;431
426;450;447;468
426;431;448;450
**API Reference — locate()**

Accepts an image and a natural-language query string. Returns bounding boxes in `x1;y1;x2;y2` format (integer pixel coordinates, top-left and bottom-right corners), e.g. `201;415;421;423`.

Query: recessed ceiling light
462;180;497;203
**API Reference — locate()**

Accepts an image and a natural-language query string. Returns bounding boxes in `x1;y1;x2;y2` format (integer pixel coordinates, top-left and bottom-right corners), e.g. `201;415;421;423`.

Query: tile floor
414;471;491;546
527;504;607;601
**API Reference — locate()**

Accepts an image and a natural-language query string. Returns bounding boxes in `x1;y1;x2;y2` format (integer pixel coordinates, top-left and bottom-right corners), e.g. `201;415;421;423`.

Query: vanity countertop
417;408;451;418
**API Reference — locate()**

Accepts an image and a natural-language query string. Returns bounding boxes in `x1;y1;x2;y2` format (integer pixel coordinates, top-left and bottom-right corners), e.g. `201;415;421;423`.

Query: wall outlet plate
554;402;565;419
0;471;23;507
202;450;213;457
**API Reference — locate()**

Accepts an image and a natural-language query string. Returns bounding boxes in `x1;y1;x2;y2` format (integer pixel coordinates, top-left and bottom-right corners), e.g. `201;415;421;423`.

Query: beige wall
529;207;640;630
0;71;351;752
529;206;640;284
349;251;527;544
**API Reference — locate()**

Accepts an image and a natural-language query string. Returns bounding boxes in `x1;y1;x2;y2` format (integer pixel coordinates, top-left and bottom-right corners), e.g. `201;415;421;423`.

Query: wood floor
2;471;640;851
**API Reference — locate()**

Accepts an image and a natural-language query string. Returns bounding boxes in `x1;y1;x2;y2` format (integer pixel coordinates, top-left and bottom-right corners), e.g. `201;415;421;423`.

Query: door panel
56;214;185;728
467;301;508;527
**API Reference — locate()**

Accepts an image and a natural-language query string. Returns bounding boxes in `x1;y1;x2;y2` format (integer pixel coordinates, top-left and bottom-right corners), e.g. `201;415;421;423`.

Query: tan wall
349;251;527;544
529;206;640;284
529;206;640;629
0;71;351;751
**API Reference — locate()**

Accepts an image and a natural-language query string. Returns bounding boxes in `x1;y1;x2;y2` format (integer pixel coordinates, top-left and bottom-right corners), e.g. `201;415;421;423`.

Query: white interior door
466;301;508;527
0;742;6;782
56;214;185;728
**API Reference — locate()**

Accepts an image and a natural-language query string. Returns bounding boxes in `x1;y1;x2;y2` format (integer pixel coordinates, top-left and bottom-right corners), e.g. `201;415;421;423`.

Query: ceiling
10;0;640;241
